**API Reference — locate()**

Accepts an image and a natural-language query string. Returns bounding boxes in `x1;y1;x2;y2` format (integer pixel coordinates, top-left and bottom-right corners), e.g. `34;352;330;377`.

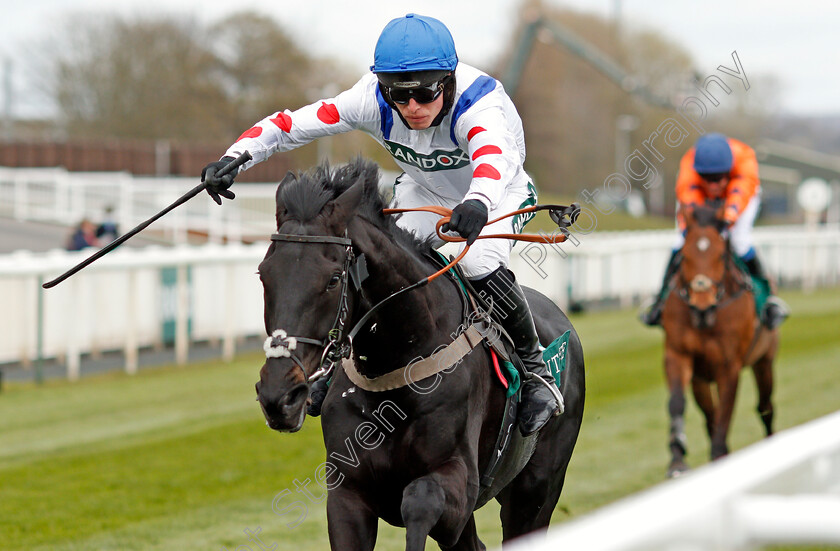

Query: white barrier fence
1;225;839;374
0;165;399;244
0;166;281;244
0;243;267;376
512;224;840;309
502;409;840;551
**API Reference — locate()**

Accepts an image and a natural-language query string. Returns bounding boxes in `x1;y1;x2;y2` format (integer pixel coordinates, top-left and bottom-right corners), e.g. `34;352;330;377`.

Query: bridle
674;234;749;318
263;232;367;383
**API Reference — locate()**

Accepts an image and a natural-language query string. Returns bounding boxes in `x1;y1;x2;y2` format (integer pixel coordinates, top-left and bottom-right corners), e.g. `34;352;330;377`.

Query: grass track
1;287;838;550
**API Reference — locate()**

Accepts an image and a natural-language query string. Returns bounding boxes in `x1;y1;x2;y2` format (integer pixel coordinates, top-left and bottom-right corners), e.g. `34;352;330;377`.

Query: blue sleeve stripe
375;86;393;140
450;76;497;145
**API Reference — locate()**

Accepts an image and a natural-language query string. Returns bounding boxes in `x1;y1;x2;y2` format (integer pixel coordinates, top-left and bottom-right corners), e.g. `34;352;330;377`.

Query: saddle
428;252;569;491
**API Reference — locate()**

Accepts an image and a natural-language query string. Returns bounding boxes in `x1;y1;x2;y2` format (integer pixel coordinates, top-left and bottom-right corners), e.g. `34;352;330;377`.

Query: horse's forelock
274;165;338;227
691;206;721;228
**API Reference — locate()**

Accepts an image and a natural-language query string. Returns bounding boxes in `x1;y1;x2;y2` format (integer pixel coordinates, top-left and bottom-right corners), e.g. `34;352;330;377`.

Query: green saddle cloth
732;255;771;317
499;330;570;398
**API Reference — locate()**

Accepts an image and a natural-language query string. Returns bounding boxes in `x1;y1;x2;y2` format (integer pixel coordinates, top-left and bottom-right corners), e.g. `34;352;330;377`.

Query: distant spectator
96;205;119;244
66;219;100;251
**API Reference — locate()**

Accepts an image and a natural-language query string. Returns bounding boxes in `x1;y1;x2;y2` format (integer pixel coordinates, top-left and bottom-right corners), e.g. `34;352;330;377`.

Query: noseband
264;232;368;382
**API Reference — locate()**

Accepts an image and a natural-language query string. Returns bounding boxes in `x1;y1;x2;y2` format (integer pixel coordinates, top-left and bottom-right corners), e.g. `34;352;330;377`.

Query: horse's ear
328;176;365;232
274;184;284;228
274;172;295;229
681;203;696;226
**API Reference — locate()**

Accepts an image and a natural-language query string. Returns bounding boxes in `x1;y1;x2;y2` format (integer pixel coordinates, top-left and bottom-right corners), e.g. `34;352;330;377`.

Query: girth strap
342;324;486;392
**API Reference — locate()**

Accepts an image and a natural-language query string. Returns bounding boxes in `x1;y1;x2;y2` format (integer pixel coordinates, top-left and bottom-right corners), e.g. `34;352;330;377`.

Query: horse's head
678;204;730;328
255;163;372;432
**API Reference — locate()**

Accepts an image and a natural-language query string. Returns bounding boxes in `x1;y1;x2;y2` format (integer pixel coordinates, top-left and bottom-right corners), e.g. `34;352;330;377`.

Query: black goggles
699;172;728;183
386;80;445;105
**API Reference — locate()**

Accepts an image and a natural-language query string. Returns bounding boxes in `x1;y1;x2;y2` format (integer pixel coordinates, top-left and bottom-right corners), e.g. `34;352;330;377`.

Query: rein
264;202;579;384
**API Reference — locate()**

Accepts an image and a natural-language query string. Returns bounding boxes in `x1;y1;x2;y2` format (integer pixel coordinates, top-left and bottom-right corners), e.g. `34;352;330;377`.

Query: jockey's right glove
201;156;238;205
442;199;488;245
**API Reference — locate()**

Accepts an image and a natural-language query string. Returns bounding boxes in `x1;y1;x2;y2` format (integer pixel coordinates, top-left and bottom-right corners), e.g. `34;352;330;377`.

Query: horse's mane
276;157;434;257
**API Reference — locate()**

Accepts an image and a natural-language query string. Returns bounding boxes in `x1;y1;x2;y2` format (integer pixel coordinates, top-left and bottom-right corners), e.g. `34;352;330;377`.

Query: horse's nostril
690;274;713;293
283;385;309;407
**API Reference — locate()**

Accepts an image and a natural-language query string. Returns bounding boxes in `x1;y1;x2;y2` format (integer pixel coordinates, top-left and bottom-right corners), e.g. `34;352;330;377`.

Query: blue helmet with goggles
693;133;734;175
371;14;458;74
372;14;458;126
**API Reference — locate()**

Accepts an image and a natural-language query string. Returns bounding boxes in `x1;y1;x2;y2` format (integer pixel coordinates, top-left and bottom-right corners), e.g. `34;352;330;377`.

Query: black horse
255;159;585;550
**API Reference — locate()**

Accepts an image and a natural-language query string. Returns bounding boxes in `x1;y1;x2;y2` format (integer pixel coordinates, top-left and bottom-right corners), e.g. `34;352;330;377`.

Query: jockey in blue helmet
202;14;563;436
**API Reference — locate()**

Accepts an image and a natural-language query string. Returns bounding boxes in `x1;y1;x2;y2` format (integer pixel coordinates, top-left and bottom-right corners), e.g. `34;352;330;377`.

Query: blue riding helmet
371;13;458;74
693;133;734;174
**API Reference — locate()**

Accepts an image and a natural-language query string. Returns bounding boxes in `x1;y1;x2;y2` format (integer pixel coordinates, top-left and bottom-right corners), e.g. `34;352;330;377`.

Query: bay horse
661;204;778;477
255;159;585;550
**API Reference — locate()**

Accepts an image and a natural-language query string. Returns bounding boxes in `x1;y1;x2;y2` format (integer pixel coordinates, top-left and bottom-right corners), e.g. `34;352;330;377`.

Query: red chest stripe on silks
236;126;263;142
270;112;293;132
467;126;486;141
472;145;502;159
473;163;501;180
317;102;341;125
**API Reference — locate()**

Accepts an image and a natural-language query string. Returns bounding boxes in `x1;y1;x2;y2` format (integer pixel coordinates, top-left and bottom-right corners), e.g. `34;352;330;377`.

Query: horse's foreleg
691;376;716;440
752;354;775;437
326;487;377;551
441;514;486;551
665;349;691;478
402;476;446;551
401;460;475;551
711;367;742;459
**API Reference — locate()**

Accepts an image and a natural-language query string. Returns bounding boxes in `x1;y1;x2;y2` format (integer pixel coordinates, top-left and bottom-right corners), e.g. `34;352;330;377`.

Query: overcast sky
2;0;838;118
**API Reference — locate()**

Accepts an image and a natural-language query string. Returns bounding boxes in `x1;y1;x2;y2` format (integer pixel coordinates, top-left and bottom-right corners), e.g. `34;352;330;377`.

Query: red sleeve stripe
473;164;501;180
467;126;486;141
270;112;293;132
317;102;341;124
236;126;262;142
472;145;502;160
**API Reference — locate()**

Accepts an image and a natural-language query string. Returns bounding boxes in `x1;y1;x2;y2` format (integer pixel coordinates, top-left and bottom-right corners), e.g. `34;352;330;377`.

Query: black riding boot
743;255;789;329
640;249;681;326
471;267;563;436
306;376;329;417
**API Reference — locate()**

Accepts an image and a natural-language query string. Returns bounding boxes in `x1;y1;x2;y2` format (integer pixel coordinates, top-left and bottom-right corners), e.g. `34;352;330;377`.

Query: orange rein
381;205;570;283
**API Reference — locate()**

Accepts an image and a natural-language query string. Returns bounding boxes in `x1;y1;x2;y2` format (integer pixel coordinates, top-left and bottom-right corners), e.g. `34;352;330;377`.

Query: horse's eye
327;274;342;290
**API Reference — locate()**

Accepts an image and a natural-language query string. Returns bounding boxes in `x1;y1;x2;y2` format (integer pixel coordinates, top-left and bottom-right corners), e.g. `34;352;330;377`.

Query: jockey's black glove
201;156;238;205
442;199;488;245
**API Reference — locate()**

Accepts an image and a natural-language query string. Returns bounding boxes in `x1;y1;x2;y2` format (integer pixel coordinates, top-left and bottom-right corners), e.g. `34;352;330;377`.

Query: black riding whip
42;151;252;289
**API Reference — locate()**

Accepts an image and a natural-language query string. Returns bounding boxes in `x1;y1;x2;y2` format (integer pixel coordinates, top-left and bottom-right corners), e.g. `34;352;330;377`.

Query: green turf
1;287;838;550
